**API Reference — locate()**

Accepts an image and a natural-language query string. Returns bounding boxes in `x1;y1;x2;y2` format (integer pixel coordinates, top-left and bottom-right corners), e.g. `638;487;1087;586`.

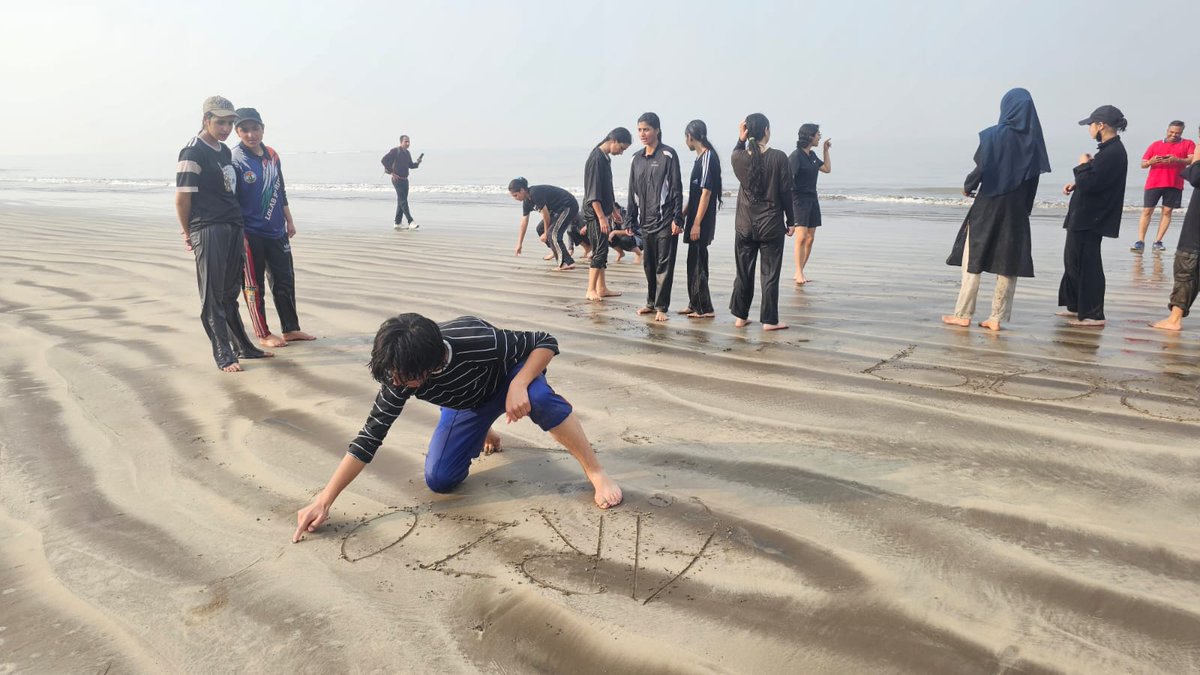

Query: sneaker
407;222;419;230
1130;240;1144;252
393;223;403;231
1152;240;1166;252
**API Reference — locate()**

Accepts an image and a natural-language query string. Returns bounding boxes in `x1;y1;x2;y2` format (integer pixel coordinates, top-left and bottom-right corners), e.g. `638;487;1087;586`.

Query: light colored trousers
954;226;1017;322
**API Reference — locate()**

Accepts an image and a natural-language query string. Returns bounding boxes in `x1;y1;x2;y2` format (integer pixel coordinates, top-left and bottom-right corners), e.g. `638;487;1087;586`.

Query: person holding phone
381;135;424;230
1058;105;1129;328
1132;121;1194;252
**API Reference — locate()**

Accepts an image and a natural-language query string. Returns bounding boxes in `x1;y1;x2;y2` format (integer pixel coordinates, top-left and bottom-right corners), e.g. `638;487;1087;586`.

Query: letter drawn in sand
419;516;516;579
340;509;418;563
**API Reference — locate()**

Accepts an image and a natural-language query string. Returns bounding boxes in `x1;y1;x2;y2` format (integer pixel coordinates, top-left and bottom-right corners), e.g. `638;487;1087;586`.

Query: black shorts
1144;187;1183;209
794;198;822;228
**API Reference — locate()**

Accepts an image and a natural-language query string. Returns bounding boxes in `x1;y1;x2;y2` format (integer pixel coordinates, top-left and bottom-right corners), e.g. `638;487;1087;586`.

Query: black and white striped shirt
348;316;559;463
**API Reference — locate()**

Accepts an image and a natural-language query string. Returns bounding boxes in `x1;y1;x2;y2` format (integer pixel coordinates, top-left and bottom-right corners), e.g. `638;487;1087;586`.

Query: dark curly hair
368;313;445;385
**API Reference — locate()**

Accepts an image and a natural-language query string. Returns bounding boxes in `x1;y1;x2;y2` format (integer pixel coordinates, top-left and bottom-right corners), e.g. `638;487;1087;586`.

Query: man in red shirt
1132;120;1196;252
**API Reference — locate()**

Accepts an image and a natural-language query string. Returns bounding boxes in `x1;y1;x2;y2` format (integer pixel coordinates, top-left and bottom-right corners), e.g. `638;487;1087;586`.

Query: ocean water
0;143;1187;225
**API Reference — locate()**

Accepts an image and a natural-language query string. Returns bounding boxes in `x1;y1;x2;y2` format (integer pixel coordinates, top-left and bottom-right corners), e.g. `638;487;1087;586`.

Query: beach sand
0;197;1197;674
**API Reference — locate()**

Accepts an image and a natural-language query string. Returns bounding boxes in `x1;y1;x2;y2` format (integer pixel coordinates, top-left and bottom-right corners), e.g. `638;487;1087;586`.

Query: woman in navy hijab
943;88;1051;331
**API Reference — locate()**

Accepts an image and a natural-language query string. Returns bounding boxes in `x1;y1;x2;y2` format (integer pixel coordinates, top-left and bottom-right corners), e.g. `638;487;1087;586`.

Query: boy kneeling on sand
293;314;622;542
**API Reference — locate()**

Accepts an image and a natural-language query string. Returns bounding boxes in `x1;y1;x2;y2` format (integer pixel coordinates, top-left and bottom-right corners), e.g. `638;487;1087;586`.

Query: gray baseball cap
202;95;237;118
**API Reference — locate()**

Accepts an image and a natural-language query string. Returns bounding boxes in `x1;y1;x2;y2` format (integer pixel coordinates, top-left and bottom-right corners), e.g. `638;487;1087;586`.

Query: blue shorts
424;361;573;493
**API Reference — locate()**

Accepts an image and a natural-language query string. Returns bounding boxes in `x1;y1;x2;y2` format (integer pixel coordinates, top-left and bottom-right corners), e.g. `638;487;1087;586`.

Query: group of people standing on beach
507;112;833;330
174;96;315;373
940;88;1200;332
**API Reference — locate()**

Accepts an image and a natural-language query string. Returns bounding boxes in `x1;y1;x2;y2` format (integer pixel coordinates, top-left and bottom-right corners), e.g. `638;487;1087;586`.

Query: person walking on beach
583;128;632;302
788;123;831;285
1058;105;1129;328
292;313;623;542
509;178;579;270
1131;121;1195;253
381;135;423;230
730;113;795;331
174;95;272;372
628;113;684;322
231;108;317;349
1151;145;1200;331
942;88;1051;331
680;120;722;318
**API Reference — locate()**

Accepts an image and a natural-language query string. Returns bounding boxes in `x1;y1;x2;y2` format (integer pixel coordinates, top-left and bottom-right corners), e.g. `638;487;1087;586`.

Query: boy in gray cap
174;95;273;371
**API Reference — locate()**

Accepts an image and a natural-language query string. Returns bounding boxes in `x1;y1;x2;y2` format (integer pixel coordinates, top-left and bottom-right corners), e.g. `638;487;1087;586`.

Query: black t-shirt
582;146;615;223
176;136;242;230
685;149;721;244
788;148;824;199
1178;164;1200;253
523;184;577;216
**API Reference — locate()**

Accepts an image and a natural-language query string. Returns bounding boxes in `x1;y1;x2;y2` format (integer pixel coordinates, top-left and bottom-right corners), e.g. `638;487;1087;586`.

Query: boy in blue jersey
232;108;316;347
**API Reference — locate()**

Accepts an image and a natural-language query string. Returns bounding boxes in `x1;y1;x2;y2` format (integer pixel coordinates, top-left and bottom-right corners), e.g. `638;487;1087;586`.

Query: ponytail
744;113;770;201
686;119;723;206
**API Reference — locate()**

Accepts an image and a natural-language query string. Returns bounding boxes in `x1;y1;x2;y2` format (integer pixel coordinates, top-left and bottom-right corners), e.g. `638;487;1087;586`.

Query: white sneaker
407;222;419;230
393;223;403;231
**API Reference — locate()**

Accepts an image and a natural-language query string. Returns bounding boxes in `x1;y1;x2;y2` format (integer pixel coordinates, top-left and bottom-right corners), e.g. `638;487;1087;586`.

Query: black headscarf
976;88;1051;197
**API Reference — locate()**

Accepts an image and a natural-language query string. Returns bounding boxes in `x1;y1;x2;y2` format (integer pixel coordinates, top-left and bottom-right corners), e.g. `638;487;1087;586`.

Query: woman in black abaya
943;88;1051;331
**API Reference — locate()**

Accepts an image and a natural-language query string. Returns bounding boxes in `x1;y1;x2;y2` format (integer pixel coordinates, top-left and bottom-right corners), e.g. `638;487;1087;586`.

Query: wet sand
0;198;1197;674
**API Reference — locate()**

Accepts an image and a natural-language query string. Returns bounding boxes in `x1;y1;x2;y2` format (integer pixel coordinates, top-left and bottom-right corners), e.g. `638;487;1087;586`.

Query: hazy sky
3;0;1199;156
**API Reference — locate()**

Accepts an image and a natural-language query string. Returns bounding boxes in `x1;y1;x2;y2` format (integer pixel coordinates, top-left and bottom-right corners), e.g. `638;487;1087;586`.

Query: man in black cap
1058;105;1129;327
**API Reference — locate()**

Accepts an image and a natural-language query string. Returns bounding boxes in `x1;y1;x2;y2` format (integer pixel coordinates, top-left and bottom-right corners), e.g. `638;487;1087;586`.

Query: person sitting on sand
174;95;273;372
509;177;579;270
583;127;632;302
1151;146;1200;331
1058;105;1129;328
231;107;317;348
628;112;685;322
608;205;643;264
942;88;1051;332
730;113;795;331
293;313;623;542
680;119;722;319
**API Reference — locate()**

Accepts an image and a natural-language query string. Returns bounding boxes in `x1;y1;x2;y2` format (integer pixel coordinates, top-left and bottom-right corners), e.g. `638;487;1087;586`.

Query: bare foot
636;306;654;315
260;333;287;348
763;322;789;331
734;318;753;328
483;428;503;456
1055;310;1077;318
1150;318;1183;331
555;263;576;271
283;330;317;341
1067;318;1105;327
687;312;715;319
601;289;622;298
589;470;622;509
614;250;625;263
221;363;243;373
677;307;695;315
794;277;808;285
585;293;603;302
941;315;970;327
654;311;669;322
543;252;555;261
978;319;1001;331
